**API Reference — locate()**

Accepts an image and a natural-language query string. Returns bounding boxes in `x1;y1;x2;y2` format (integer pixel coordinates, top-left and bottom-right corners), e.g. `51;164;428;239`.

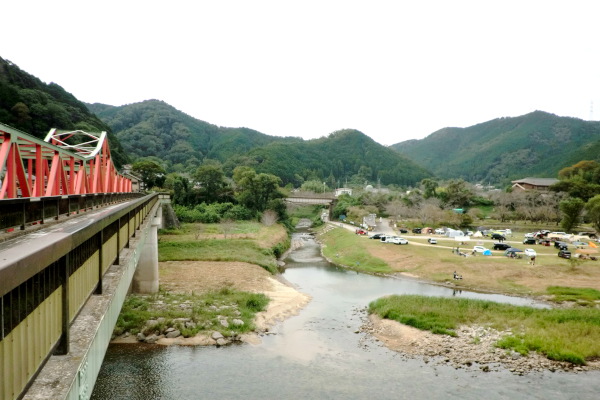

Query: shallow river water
92;232;599;399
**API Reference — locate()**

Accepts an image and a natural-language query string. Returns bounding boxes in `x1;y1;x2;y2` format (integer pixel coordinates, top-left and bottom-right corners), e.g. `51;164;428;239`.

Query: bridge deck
0;201;136;295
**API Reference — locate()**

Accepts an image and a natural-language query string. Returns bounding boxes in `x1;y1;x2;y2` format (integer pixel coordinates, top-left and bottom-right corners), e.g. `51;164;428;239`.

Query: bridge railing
0;192;145;234
0;193;158;400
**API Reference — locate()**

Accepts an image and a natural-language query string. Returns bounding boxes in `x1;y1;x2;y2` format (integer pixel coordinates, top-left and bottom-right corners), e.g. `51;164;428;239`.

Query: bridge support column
132;205;162;294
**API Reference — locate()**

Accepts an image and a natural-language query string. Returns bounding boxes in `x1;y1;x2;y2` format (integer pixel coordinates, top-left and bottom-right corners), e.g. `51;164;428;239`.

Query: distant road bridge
285;193;337;219
0;123;167;400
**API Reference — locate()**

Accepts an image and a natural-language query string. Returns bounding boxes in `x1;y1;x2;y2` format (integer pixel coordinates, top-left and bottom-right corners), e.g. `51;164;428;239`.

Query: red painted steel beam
0;123;133;199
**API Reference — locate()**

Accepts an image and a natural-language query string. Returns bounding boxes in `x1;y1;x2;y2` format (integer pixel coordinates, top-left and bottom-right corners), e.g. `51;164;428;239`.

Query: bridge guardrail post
95;230;104;295
56;254;70;356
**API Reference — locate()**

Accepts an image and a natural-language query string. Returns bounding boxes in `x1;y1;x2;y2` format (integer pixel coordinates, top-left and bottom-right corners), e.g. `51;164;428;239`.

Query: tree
171;175;193;206
300;180;328;193
233;167;283;212
132;160;166;189
261;210;279;226
420;178;438;199
11;102;31;124
220;219;236;238
585;195;600;232
439;180;474;208
193;161;229;204
559;197;585;232
385;200;411;223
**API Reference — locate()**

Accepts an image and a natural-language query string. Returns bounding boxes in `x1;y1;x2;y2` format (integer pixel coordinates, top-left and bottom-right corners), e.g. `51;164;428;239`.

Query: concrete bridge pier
132;203;163;294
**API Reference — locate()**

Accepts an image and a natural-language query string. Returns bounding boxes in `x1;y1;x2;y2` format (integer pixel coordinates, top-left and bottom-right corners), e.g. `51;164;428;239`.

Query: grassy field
158;222;289;274
369;294;600;365
318;224;600;303
320;228;392;274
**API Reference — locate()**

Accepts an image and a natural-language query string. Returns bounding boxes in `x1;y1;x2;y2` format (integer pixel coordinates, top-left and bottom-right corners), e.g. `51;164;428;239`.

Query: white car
524;232;535;238
434;228;445;235
524;248;537;257
473;246;489;253
388;236;408;245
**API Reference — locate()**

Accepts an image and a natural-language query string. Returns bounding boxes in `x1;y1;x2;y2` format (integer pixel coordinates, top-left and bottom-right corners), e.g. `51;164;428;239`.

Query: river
92;230;599;399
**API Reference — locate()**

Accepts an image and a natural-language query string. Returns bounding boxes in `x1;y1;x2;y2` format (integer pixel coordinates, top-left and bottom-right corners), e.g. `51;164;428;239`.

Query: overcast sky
3;1;600;145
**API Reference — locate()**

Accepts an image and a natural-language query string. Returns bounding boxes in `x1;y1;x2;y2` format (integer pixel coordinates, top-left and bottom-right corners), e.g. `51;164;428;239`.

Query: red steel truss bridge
0;122;132;199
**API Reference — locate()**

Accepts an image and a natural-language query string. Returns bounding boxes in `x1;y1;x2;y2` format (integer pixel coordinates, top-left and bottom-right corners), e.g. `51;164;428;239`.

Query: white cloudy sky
3;0;600;145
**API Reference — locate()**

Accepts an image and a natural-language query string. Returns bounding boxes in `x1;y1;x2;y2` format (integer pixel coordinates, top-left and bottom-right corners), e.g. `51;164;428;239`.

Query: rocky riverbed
359;310;600;375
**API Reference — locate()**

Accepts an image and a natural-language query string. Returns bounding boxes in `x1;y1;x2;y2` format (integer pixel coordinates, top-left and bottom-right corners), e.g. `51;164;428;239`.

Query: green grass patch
320;228;392;274
546;286;600;307
115;288;270;338
159;221;263;239
159;239;278;274
369;294;600;365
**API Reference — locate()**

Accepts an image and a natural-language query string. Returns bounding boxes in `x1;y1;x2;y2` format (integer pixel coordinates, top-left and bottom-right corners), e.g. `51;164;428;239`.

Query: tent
472;231;483;238
445;229;464;238
482;249;492;256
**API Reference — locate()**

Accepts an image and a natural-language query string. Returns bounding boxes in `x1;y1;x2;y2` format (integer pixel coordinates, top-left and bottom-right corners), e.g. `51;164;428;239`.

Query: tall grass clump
369;294;600;365
546;286;600;306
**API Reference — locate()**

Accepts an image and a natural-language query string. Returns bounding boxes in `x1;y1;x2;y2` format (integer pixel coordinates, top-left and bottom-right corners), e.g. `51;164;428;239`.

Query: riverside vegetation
113;221;289;342
369;295;600;365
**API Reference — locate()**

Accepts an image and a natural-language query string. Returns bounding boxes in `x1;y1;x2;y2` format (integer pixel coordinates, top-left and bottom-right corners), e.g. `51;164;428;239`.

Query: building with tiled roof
511;177;559;191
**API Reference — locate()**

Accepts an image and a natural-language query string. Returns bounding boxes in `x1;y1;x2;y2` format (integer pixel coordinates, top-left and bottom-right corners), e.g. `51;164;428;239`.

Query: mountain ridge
390;111;600;186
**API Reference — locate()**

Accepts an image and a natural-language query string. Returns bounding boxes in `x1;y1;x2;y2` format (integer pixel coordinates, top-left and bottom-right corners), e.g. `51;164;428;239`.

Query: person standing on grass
529;255;536;265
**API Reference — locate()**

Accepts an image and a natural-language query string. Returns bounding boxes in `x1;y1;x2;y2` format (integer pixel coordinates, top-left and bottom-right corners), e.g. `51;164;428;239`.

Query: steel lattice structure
0;122;132;199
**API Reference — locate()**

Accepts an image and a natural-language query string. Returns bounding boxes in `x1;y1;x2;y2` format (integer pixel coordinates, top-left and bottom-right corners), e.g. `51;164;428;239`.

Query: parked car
554;241;568;250
524;232;535;238
398;228;408;233
558;250;572;259
355;229;367;235
412;228;422;234
538;239;552;246
428;238;437;244
505;248;524;258
369;233;384;239
386;236;408;245
523;238;536;245
473;246;489;253
434;228;445;235
524;248;537;257
493;243;511;250
464;230;474;236
491;233;506;241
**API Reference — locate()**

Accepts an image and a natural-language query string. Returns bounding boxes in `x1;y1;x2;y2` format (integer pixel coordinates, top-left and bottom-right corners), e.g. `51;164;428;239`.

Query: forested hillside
87;100;299;169
391;111;600;186
246;129;432;186
90;100;431;187
0;57;128;166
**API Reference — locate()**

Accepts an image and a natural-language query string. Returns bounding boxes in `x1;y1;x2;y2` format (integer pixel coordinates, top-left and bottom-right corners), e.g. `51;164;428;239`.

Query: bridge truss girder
0;123;131;199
